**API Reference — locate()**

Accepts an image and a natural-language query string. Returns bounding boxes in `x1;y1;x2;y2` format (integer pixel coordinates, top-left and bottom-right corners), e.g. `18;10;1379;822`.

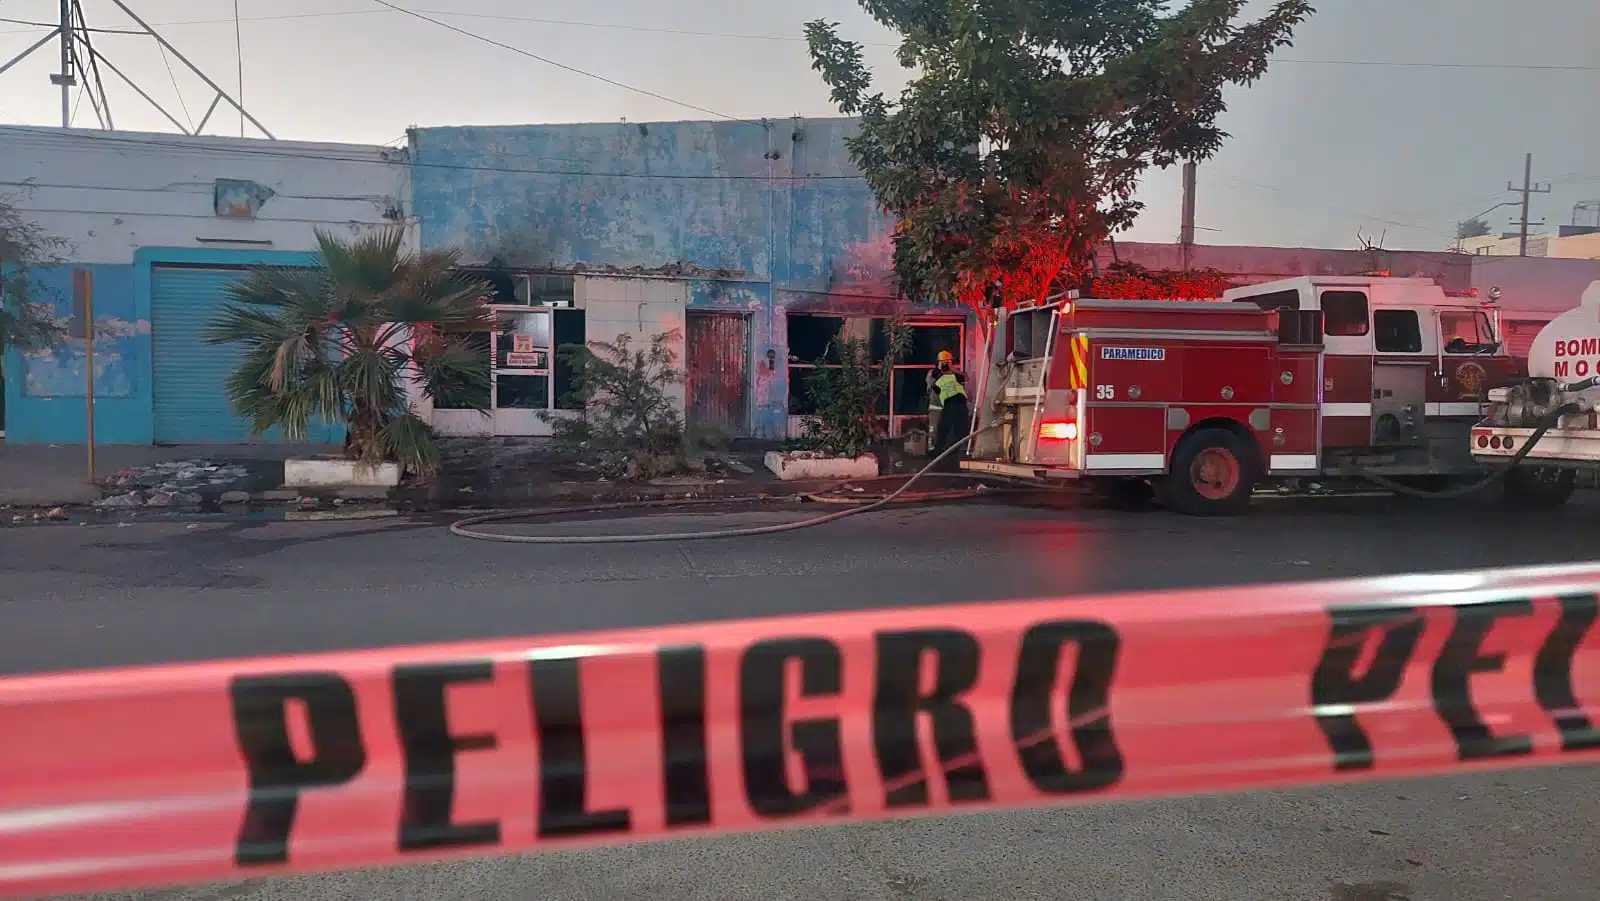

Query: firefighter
929;350;970;470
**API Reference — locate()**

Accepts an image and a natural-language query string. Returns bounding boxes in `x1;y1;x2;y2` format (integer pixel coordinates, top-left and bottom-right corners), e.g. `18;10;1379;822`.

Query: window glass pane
496;374;549;409
1321;291;1369;336
531;273;575;306
1441;311;1495;353
495;311;552;366
1374;309;1422;353
552;309;586;409
894;368;933;414
788;368;821;415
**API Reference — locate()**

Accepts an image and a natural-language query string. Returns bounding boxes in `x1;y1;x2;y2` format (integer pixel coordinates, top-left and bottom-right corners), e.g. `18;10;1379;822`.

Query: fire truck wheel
1165;428;1258;516
1501;466;1577;510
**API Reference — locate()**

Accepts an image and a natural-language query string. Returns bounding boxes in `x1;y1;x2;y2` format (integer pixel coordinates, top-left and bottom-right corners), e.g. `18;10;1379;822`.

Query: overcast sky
1;0;1595;251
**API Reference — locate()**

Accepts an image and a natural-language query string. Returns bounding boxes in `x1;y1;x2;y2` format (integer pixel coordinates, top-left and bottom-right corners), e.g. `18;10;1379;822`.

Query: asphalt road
3;493;1598;901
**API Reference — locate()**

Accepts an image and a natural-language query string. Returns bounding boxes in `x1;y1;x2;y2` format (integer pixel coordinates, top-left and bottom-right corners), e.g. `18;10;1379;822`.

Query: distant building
7;119;1600;444
407;118;973;441
1;126;411;444
1458;226;1600;260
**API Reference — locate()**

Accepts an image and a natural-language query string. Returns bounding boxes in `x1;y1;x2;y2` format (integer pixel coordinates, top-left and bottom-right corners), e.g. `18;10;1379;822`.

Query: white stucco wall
0;125;415;263
1470;256;1600;314
577;276;690;413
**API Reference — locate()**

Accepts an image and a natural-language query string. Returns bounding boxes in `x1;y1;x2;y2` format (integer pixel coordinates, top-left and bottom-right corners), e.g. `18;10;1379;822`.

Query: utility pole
53;0;74;127
1180;161;1197;271
1508;153;1552;256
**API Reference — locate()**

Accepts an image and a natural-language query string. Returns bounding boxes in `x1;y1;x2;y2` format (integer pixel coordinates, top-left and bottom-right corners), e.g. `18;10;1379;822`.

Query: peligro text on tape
1;564;1597;899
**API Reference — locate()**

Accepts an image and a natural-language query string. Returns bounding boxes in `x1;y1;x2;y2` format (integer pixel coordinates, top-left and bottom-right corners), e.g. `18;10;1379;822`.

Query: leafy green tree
207;227;493;475
1456;217;1492;241
0;188;69;353
806;0;1314;309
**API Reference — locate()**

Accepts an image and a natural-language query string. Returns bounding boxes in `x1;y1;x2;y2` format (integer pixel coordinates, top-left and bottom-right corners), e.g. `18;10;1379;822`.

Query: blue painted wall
410;117;970;438
3;248;330;444
4;263;147;444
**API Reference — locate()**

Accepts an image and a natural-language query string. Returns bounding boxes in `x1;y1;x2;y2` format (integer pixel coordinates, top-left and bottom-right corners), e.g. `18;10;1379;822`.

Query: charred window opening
785;314;964;430
787;316;845;364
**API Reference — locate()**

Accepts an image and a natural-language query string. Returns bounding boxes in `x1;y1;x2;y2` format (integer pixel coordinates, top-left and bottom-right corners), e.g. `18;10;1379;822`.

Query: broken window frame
784;313;966;437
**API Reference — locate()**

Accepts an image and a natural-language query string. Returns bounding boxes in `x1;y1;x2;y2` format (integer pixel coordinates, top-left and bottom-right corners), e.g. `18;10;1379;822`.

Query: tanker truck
1470;279;1600;509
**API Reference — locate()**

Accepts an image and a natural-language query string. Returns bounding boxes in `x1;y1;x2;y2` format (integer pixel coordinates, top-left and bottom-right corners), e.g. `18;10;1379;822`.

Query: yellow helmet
937;350;954;363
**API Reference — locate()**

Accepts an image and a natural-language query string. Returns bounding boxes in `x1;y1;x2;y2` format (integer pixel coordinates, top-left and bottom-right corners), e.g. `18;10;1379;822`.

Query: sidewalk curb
5;472;994;519
284;508;401;522
391;477;872;511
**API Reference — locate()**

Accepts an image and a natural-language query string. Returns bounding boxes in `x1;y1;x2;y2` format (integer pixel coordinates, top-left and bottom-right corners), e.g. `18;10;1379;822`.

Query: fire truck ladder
1025;309;1061;462
1018;293;1072;463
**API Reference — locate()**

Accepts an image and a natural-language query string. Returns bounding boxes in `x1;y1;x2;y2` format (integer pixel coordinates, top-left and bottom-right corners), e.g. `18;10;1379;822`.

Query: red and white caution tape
1;562;1597;898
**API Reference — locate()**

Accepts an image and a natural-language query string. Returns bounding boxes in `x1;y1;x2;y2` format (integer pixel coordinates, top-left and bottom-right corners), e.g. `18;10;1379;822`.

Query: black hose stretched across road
1352;403;1580;499
450;426;1011;545
452;404;1577;544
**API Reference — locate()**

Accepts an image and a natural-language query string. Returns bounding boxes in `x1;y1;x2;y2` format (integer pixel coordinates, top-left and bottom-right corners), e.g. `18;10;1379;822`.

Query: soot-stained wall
409;117;970;438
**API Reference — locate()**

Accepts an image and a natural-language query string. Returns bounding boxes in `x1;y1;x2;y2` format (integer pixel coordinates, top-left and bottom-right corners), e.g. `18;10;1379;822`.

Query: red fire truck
961;275;1525;515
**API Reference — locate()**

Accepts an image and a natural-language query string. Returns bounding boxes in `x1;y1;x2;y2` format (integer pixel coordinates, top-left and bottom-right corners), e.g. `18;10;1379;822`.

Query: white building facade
1;126;415;444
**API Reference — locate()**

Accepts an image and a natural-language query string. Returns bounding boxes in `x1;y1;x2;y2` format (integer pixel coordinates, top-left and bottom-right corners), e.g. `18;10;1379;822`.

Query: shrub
801;319;911;458
542;330;694;479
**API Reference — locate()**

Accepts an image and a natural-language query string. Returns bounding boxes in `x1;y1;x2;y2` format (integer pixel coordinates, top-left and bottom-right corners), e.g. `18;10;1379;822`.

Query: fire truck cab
962;275;1517;514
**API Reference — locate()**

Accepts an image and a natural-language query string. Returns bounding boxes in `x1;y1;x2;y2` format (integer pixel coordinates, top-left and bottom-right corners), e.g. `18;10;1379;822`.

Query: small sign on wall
505;351;548;369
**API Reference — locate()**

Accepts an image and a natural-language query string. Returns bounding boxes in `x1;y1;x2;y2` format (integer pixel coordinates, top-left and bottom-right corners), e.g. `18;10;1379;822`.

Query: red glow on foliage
1089;263;1235;301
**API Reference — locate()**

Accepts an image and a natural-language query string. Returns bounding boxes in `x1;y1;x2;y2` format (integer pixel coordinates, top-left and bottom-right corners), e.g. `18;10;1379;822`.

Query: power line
0;125;864;181
1;11;1596;72
233;0;245;139
152;43;194;132
367;1;753;123
1274;58;1598;72
1203;173;1454;239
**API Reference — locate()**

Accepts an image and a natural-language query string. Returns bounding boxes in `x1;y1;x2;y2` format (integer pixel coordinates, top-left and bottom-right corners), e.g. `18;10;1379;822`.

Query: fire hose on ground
449;425;1016;544
449;403;1584;544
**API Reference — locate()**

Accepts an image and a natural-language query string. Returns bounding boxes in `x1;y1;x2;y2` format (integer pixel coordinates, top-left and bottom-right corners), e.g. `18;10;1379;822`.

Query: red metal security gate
685;311;750;436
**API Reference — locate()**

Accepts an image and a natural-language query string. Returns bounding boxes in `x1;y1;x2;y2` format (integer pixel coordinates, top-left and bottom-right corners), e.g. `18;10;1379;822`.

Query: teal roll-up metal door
150;265;340;443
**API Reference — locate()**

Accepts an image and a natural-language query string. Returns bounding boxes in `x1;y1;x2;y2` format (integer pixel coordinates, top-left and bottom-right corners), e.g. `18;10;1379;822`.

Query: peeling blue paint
410;117;971;438
3;249;322;444
213;178;275;218
4;264;146;444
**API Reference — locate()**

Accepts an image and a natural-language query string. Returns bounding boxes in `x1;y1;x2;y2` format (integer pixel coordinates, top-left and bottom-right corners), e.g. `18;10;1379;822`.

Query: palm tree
206;226;494;476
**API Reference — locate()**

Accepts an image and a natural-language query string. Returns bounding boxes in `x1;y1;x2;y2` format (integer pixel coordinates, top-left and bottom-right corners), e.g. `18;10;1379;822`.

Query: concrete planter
283;458;401;489
763;451;879;481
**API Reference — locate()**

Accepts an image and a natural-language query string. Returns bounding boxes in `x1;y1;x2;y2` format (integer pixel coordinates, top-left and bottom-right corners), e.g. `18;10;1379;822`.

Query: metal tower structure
1573;200;1600;229
0;0;273;138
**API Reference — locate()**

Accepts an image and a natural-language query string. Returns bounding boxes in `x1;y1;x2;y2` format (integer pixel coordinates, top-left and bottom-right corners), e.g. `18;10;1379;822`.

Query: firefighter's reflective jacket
930;372;967;410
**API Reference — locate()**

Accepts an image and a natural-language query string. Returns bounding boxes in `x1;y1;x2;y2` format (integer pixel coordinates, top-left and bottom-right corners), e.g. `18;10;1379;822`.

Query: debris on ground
93;491;143;508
